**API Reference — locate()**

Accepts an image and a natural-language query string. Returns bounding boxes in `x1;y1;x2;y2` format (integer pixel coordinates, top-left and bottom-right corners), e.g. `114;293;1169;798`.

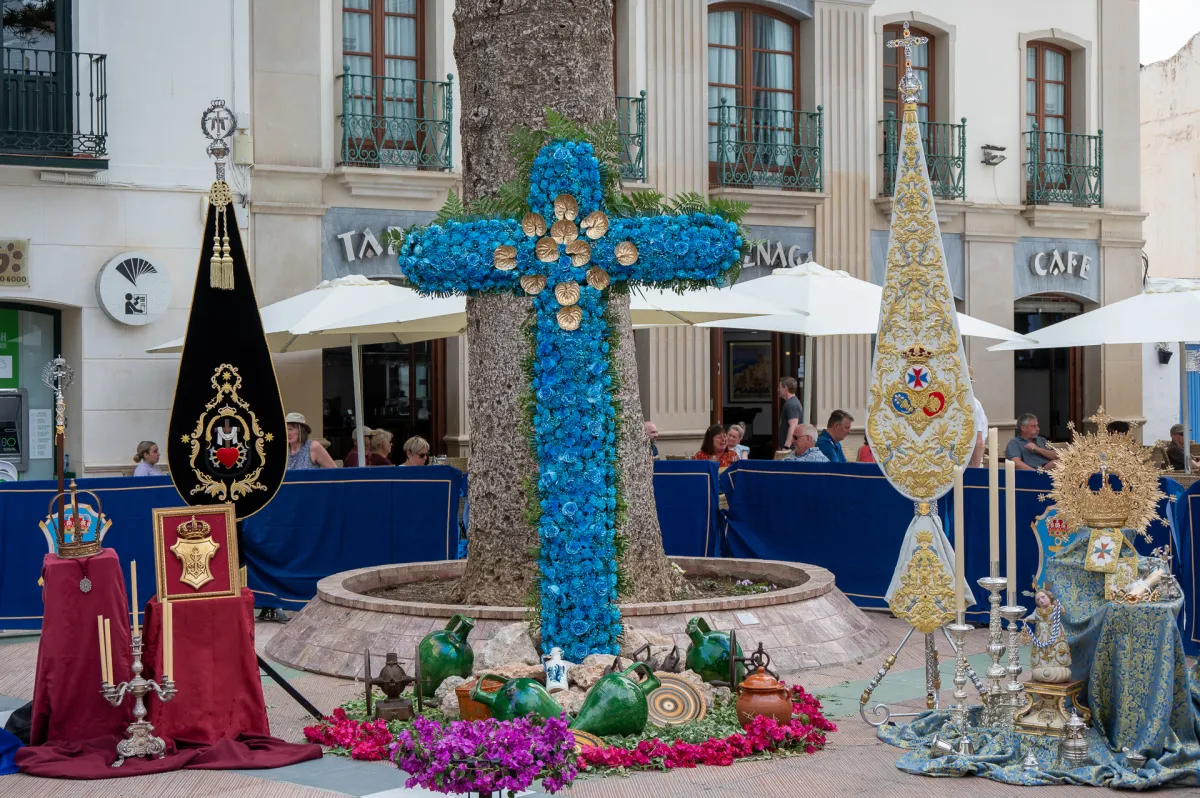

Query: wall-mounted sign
1030;249;1093;280
96;252;172;326
0;239;29;287
321;208;437;280
743;241;814;270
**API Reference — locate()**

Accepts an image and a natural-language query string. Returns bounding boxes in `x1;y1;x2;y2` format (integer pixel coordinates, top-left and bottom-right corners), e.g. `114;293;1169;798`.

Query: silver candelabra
101;634;176;767
977;575;1008;726
946;621;975;755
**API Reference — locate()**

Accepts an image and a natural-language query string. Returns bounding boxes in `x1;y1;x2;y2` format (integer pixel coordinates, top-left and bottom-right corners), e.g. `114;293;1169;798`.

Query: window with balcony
707;4;821;191
1;0;106;166
879;23;964;200
340;0;452;169
1024;41;1101;206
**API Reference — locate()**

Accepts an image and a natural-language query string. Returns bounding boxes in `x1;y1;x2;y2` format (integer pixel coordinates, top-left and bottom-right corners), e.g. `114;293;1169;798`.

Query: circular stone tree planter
264;557;888;680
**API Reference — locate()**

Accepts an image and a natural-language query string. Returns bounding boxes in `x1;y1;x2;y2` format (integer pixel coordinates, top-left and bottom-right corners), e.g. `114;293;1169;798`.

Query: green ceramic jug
470;673;565;722
417;614;475;698
569;662;661;737
685;617;743;685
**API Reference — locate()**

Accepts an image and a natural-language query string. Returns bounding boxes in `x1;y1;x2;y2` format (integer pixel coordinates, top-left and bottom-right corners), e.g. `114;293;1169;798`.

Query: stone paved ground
0;613;1194;796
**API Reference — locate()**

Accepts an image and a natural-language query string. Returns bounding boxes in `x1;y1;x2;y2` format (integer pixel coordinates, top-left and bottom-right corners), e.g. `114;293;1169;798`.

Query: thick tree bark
452;0;678;606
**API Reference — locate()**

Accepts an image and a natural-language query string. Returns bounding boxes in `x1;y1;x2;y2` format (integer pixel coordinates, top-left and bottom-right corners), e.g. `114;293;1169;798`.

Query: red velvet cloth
141;589;270;745
15;733;320;778
31;549;134;746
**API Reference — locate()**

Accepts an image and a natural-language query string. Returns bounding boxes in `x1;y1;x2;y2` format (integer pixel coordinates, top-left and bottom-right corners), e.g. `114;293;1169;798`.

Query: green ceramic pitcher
417;614;475;698
470;673;565;722
569;662;661;737
685;617;743;685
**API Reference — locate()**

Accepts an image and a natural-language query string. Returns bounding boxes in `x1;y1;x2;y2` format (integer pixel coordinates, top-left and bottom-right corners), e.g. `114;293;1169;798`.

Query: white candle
988;428;999;577
1006;459;1018;605
130;560;139;637
103;618;113;685
163;601;174;680
97;615;107;683
954;466;966;621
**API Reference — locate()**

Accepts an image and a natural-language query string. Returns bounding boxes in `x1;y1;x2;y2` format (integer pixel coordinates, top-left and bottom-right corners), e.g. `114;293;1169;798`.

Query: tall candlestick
130;560;139;636
97;615;108;683
163;601;174;680
103;618;113;685
1005;459;1018;605
954;466;965;621
988;428;999;577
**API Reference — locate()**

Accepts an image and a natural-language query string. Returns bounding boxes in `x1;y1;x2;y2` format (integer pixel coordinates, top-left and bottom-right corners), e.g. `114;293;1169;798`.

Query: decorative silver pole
947;621;974;754
977;575;1007;726
101;634;176;767
1000;604;1025;728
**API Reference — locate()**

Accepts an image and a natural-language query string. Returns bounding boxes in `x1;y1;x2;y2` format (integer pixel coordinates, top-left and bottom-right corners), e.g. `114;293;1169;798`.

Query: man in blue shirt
817;410;852;463
783;424;829;463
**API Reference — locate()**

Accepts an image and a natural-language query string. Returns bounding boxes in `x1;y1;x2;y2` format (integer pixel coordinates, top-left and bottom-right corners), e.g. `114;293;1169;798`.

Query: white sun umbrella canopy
987;277;1200;471
699;262;1031;415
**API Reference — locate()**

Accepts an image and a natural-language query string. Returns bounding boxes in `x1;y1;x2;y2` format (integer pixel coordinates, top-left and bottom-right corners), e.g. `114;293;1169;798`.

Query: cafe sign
1030;249;1093;280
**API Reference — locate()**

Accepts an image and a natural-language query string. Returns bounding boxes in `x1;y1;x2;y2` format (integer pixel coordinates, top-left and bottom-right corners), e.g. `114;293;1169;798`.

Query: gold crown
47;480;104;558
1041;407;1165;543
177;516;213;541
902;344;935;363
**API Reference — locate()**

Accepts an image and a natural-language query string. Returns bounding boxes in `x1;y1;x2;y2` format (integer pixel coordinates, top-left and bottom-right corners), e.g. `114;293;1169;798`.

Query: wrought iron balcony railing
1024;125;1103;207
709;100;822;192
882;114;966;200
616;91;646;182
0;48;107;160
339;72;454;170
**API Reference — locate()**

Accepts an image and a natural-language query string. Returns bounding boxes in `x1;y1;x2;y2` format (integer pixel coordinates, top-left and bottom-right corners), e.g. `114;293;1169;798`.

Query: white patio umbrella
698;263;1031;419
988;277;1200;472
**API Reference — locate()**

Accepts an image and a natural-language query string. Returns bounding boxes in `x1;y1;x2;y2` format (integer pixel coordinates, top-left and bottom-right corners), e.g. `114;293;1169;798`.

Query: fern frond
666;191;706;216
433;190;467;225
628;190;665;214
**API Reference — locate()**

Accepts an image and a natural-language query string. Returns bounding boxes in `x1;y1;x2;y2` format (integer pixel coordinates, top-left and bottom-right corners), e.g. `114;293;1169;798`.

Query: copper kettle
734;644;792;727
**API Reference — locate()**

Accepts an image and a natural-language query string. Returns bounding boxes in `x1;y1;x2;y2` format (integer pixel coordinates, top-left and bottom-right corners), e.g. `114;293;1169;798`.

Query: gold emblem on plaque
169;516;221;590
888;531;956;634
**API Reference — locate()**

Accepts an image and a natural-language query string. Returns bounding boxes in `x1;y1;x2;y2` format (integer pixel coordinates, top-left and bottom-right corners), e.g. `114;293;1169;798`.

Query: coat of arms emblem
181;363;274;503
170;515;221;589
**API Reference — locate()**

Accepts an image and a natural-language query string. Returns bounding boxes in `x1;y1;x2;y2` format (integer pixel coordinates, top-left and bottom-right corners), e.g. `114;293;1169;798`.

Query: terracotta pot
455;675;504;721
735;666;792;727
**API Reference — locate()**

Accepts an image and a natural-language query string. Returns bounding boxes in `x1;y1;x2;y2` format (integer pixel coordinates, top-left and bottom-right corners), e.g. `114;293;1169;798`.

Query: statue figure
1022;586;1072;683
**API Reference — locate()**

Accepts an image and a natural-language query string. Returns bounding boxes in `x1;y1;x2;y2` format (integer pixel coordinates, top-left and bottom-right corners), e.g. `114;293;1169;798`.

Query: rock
439;687;461;719
570;664;608;690
479;664;545;683
619;629;649;659
713;686;733;705
476;623;540;671
581;653;617;669
556;688;587;717
433;675;467;706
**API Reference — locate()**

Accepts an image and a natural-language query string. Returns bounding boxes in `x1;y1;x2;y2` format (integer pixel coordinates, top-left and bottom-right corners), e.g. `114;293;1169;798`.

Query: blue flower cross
399;140;741;659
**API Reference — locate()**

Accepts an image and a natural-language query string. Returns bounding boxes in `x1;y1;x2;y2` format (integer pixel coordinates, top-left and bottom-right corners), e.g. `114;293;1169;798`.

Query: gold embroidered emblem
169;515;221;590
888;531;956;633
183;364;271;502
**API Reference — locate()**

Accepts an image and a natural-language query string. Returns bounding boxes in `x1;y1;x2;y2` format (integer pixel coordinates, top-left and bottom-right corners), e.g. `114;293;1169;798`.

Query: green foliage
433;190;467;225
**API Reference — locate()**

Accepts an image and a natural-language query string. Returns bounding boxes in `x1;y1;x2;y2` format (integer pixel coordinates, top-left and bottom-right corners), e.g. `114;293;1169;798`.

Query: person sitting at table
694;424;738;468
644;420;660;459
816;410;852;462
857;441;875;463
1006;413;1059;471
1166;423;1200;471
726;422;750;460
343;425;373;467
784;424;829;463
286;412;337;469
132;441;162;476
347;428;394;467
401;435;431;466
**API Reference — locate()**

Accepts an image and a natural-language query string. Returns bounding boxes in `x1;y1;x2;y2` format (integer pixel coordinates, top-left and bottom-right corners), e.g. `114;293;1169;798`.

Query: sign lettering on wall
1030;249;1093;280
743;241;814;270
0;310;17;390
0;240;29;287
335;227;404;263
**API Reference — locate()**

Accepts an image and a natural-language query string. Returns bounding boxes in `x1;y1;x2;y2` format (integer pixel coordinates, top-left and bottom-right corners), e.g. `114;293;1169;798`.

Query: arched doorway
1013;294;1085;441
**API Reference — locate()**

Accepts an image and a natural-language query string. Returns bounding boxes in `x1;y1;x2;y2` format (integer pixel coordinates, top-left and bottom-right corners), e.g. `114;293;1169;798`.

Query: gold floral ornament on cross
492;193;639;331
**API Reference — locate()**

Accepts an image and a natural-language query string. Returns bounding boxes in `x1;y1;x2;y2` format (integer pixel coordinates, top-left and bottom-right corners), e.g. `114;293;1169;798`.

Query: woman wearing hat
286;412;336;469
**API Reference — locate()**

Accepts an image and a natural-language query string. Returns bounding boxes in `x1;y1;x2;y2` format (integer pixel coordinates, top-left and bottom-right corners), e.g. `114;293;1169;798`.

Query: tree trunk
452;0;678;606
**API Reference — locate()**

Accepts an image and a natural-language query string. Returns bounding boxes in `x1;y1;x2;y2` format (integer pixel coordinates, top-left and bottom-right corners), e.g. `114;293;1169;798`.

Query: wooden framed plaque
152;505;239;601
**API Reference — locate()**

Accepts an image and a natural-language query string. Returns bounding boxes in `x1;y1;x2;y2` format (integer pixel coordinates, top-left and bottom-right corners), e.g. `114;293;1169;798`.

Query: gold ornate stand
1013;680;1090;736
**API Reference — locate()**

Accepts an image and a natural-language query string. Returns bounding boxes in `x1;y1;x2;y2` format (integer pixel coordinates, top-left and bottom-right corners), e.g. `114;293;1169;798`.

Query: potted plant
391;715;576;796
1157;342;1174;364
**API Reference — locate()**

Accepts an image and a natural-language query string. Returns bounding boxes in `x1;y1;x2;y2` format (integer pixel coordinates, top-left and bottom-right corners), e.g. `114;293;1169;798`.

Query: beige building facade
247;0;1146;463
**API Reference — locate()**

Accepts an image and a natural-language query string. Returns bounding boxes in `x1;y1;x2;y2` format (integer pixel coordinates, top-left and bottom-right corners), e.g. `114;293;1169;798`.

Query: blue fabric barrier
653;460;721;558
1174;480;1200;655
0;727;19;776
719;461;1191;655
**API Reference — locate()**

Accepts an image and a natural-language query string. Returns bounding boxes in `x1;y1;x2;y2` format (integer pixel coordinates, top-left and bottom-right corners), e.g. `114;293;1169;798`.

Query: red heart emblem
215;447;239;468
922;391;946;417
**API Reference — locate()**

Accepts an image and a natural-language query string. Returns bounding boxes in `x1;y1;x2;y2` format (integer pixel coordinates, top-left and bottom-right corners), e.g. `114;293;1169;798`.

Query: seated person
694;424;739;468
1166;423;1200;471
644;420;659;459
857;441;875;463
401;435;431;466
345;426;388;467
726;422;750;460
1005;413;1059;471
783;424;829;463
817;410;852;463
